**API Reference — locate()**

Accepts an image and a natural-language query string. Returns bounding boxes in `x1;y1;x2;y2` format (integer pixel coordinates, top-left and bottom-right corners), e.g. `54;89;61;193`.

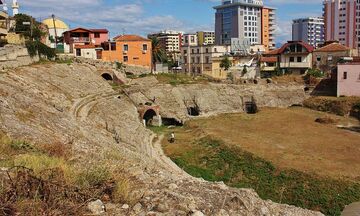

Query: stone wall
0;45;39;69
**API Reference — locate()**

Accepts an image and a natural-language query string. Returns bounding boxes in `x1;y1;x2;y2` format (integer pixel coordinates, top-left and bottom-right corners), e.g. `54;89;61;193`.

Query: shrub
25;41;56;59
307;68;324;78
315;116;338;124
40;141;71;158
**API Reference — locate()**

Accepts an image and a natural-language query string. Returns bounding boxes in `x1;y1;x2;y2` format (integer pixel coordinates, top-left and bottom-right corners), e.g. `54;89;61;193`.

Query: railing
71;37;90;43
280;62;311;68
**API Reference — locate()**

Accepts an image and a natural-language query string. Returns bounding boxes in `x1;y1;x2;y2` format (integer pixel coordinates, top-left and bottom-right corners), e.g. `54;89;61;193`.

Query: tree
149;36;167;71
13;14;45;41
220;56;232;71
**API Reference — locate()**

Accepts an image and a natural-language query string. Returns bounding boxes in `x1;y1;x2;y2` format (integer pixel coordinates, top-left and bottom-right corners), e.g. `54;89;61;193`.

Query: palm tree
150;36;167;72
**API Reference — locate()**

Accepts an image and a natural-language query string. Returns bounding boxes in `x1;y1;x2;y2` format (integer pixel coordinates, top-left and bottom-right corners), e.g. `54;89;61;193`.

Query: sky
2;0;323;44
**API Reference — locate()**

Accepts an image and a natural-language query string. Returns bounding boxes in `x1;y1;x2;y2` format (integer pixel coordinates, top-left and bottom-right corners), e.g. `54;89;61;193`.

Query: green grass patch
171;136;360;216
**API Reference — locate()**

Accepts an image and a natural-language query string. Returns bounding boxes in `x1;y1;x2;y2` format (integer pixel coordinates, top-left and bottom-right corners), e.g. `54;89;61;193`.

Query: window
297;57;302;62
197;49;200;54
196;57;200;63
290;57;295;62
123;56;128;62
111;42;116;51
316;56;321;62
205;56;210;64
328;55;333;61
143;44;148;51
123;44;128;51
94;33;100;38
184;50;187;54
205;48;209;53
343;71;347;79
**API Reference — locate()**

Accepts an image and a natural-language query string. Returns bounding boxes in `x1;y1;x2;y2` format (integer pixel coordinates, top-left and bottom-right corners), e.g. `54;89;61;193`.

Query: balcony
71;37;90;43
280;62;311;68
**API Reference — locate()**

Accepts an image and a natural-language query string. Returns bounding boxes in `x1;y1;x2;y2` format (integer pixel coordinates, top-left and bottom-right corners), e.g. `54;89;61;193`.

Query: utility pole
51;14;58;49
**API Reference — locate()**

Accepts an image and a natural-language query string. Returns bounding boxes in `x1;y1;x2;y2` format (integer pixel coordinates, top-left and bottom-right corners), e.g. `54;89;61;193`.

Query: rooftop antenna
122;28;125;36
52;14;58;49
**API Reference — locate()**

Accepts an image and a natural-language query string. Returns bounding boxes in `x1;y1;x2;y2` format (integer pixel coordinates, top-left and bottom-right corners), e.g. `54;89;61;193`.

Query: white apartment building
181;45;230;74
148;30;182;53
292;17;324;48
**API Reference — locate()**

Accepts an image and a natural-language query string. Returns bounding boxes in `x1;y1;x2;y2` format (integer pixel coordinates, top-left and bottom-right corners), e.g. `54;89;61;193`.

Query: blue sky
3;0;323;43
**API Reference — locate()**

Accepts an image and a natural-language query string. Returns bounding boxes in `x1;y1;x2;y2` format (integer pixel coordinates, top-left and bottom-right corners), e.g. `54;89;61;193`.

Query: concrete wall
102;40;152;69
337;63;360;97
0;45;39;69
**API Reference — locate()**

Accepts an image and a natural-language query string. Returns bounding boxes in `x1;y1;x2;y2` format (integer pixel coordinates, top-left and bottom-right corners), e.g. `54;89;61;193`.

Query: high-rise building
261;6;276;50
214;0;276;50
197;31;215;45
214;0;263;46
292;17;325;48
323;0;360;50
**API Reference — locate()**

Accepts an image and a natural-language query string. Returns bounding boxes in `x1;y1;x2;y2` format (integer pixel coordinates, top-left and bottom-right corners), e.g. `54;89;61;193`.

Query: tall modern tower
12;0;19;16
292;17;325;48
323;0;359;50
214;0;264;45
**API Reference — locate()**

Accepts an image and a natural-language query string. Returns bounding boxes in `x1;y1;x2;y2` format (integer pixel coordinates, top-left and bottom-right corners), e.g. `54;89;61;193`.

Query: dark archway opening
143;109;157;126
245;101;258;114
187;106;200;116
101;73;113;81
162;117;183;126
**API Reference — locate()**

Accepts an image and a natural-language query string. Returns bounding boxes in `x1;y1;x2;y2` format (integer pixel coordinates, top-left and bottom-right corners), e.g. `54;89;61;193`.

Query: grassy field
158;107;360;216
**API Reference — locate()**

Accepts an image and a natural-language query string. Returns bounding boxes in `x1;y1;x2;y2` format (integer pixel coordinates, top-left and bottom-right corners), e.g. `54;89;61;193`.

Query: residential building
259;56;278;77
323;0;360;50
261;6;276;51
63;28;109;54
292;17;324;48
182;33;198;46
337;59;360;96
313;41;355;75
197;31;215;45
0;10;8;39
214;0;264;46
181;44;230;75
101;35;152;69
148;30;182;53
42;17;69;49
74;44;102;60
277;41;314;74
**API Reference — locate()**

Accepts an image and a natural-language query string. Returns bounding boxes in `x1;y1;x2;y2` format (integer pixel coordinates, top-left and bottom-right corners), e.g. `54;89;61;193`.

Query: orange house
101;35;152;69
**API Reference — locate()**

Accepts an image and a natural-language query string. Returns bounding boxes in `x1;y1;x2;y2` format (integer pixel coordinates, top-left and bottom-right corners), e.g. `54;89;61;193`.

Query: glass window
297;57;302;62
343;72;347;79
290;57;295;62
143;44;148;51
123;56;128;62
123;44;128;51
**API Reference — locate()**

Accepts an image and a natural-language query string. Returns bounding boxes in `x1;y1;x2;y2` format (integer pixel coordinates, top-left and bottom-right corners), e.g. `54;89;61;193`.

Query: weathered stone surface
87;199;105;215
0;63;322;216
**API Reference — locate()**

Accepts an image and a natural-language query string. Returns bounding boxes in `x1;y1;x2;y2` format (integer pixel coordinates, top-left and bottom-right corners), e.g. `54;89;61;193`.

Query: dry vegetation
0;132;138;215
304;96;360;116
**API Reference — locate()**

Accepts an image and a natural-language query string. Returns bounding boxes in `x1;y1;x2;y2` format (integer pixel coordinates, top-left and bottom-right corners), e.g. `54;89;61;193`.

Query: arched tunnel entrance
187;106;200;116
143;109;158;126
101;73;113;81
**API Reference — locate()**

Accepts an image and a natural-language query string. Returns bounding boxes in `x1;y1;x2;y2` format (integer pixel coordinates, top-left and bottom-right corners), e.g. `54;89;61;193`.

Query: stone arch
143;109;157;126
101;73;113;81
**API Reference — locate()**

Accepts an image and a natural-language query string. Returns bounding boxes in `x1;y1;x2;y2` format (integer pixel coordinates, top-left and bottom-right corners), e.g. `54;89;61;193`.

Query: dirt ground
162;107;360;180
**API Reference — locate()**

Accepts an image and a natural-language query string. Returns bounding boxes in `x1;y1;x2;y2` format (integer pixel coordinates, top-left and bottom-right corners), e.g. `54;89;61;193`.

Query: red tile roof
278;41;314;54
260;57;277;63
314;42;351;52
114;34;150;42
264;48;281;55
74;44;96;49
90;29;109;33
